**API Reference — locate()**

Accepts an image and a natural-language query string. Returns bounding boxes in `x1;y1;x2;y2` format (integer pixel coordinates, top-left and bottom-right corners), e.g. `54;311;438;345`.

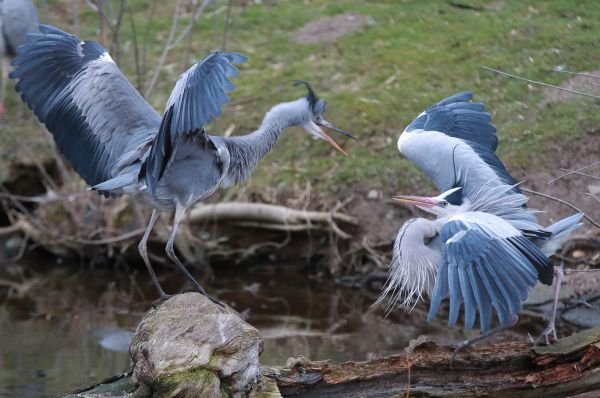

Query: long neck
220;98;308;186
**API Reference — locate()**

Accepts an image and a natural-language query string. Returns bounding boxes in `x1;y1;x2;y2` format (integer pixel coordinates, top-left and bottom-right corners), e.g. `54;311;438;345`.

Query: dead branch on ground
188;201;357;239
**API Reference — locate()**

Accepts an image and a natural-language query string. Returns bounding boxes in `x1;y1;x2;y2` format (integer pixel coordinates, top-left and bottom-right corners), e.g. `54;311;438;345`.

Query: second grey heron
10;25;354;301
380;92;582;347
378;185;582;349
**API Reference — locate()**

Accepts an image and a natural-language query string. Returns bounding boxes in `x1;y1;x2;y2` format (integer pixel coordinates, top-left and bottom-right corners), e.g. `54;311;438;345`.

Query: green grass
2;0;598;196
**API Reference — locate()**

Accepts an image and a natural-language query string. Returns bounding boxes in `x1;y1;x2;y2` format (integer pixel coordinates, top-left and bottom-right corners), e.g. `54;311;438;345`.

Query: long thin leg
451;313;519;364
166;204;213;299
138;209;171;301
535;264;564;345
0;56;8;116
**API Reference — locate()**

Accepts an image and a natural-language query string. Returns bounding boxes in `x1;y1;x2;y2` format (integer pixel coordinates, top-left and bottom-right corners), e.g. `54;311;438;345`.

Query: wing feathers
428;214;550;332
11;24;160;192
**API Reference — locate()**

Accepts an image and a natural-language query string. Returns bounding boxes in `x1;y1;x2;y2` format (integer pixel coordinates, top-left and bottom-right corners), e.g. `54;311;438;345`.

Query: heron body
0;0;39;114
1;0;39;54
381;92;582;346
11;25;354;300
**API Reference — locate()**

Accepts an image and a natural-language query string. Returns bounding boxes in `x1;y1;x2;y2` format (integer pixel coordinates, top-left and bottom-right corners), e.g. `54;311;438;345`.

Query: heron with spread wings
10;25;354;301
377;92;582;347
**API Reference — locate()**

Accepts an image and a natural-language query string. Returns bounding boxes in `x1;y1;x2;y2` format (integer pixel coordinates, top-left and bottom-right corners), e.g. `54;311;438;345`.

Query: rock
129;293;263;397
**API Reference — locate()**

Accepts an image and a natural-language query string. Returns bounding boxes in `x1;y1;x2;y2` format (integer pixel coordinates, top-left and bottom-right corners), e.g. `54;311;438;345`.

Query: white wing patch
451;211;519;239
99;51;115;64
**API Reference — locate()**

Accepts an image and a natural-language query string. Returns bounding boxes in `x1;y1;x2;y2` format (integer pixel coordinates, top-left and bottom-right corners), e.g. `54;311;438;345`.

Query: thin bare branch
128;6;143;90
222;0;233;50
547;161;600;184
522;188;600;228
558;169;600;181
169;0;213;50
553;68;600;80
144;0;182;98
482;66;600;100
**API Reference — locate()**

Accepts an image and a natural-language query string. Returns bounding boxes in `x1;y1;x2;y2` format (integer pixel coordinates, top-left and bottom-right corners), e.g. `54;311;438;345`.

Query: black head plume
293;80;319;110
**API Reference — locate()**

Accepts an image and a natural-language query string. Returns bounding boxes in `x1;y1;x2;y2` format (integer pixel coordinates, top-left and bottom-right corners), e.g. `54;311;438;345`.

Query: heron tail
536;213;584;257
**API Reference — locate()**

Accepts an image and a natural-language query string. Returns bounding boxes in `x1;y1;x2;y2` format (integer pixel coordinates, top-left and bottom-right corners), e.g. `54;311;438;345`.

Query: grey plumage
11;24;353;300
0;0;39;113
1;0;39;55
381;92;583;346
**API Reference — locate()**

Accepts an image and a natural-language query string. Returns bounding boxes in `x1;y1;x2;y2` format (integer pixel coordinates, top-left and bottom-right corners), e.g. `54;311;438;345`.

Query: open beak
312;119;355;156
392;195;441;208
316;119;356;140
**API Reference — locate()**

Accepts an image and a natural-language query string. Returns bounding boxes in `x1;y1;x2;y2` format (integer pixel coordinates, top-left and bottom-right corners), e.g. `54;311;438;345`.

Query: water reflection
0;259;546;397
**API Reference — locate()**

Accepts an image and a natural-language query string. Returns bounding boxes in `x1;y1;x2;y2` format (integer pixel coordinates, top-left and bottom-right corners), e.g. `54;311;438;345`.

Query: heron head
293;80;355;155
393;187;463;216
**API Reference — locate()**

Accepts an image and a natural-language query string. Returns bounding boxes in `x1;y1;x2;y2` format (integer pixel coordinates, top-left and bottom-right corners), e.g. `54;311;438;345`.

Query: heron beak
308;123;349;156
392;195;441;208
316;119;356;140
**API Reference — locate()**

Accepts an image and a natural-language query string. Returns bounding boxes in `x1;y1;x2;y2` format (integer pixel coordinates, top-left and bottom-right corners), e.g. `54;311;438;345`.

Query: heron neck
221;98;307;186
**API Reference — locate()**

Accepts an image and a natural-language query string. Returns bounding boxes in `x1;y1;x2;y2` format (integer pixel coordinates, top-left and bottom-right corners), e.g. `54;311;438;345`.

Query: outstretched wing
10;25;160;190
397;92;518;202
144;51;246;188
428;212;553;332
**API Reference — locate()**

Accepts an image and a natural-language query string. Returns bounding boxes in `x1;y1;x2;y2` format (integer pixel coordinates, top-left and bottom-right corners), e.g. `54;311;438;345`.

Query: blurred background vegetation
2;0;598;187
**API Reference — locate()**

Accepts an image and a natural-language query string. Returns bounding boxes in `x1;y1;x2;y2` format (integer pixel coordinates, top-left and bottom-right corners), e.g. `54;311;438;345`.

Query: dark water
0;258;545;398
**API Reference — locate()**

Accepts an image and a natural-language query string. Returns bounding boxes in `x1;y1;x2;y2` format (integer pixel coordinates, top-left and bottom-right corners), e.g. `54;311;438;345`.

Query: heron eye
441;200;449;207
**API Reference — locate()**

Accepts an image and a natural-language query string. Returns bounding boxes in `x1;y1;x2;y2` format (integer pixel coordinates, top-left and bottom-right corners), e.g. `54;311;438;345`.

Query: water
0;258;545;397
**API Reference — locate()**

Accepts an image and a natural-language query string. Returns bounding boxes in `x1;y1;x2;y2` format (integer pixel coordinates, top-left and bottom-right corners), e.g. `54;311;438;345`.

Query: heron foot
534;323;558;346
448;340;469;368
152;292;174;307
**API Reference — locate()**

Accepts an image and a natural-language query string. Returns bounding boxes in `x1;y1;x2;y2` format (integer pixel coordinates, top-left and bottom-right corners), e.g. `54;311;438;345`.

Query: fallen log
67;316;600;397
268;329;600;397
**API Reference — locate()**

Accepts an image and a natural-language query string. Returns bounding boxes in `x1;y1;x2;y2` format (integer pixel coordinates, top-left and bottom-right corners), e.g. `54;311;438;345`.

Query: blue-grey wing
165;51;246;138
144;51;246;188
398;92;519;200
405;92;498;151
428;213;553;332
10;25;161;191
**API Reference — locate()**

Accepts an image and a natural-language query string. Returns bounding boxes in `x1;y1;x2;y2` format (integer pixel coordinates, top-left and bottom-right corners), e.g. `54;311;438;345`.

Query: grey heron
10;25;354;301
378;92;582;347
0;0;39;115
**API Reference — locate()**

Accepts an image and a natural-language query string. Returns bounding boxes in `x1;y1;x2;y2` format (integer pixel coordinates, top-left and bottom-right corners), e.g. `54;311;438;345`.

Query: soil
541;70;600;105
290;13;371;45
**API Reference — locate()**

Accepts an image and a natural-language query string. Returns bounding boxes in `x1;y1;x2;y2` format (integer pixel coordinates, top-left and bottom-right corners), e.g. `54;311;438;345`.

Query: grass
1;0;598;198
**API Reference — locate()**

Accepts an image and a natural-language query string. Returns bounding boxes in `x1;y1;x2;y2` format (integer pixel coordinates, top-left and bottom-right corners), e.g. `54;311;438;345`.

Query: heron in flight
377;92;582;347
0;0;39;115
10;25;354;301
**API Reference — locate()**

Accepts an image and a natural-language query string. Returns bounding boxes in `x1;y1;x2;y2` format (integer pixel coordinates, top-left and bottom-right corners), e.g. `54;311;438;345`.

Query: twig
482;66;600;100
128;6;143;90
547;161;600;184
144;0;182;98
141;0;158;82
144;0;213;97
71;0;80;36
521;188;600;228
553;68;600;80
0;222;24;237
169;0;213;50
558;169;600;181
222;0;233;50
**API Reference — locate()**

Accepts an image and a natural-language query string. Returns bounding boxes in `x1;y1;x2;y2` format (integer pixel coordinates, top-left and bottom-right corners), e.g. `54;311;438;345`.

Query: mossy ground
2;0;598;199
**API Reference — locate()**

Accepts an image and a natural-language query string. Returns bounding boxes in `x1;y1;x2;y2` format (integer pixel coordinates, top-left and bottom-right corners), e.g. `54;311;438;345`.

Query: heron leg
450;313;519;365
166;204;222;306
0;56;8;116
138;209;172;301
534;264;564;346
